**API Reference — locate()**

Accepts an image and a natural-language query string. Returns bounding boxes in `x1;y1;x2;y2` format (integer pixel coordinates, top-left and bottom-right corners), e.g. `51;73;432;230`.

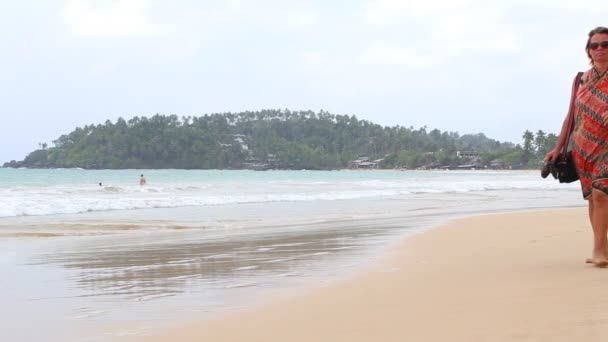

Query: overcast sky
1;0;604;163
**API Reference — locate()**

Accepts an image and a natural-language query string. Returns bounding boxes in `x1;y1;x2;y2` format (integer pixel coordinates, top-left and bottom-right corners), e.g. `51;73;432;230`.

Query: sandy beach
138;207;608;342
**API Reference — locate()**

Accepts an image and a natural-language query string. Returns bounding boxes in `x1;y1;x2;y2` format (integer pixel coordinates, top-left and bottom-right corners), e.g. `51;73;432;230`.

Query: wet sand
140;208;608;342
1;199;447;341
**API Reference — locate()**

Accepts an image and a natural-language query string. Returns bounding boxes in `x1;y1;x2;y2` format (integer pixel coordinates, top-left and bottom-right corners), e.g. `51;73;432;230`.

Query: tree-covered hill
3;110;553;170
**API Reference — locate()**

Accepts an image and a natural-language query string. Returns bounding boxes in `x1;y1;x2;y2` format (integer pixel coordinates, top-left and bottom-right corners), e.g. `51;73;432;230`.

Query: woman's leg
589;189;608;266
586;197;595;263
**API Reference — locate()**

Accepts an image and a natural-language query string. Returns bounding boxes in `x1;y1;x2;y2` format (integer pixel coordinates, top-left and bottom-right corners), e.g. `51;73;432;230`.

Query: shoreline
137;207;608;342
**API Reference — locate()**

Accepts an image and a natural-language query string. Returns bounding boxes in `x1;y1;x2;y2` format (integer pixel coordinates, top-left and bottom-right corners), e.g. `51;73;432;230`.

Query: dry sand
139;208;608;342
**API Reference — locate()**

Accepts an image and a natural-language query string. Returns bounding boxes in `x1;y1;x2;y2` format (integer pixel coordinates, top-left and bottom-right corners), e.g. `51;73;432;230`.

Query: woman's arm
544;72;584;163
544;114;569;163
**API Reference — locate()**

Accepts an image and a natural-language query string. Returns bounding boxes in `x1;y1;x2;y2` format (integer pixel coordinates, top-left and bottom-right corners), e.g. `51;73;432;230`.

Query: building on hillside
457;150;480;158
233;134;249;150
352;157;379;169
489;158;504;169
457;164;486;170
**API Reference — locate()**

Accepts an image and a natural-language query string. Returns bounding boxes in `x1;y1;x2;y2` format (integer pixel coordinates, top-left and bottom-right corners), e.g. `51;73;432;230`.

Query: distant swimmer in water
99;182;103;186
139;174;146;185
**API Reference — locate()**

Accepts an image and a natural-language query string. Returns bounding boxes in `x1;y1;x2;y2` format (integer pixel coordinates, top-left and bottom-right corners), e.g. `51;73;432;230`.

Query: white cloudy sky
1;0;605;163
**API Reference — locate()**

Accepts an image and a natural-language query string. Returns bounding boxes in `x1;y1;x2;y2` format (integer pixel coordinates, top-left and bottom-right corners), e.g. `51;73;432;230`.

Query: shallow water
0;168;581;218
0;169;584;341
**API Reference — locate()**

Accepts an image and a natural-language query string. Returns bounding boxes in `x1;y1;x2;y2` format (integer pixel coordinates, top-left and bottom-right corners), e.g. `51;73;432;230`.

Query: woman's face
589;33;608;65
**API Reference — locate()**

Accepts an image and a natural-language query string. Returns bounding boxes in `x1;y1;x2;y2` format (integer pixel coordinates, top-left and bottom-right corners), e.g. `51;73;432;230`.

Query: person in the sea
139;174;146;185
545;26;608;267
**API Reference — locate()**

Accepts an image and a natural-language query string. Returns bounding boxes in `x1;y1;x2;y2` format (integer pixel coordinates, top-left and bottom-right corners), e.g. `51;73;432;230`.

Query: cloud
362;0;476;29
300;51;330;72
359;41;443;69
357;0;526;69
58;0;173;39
281;7;321;29
88;60;118;75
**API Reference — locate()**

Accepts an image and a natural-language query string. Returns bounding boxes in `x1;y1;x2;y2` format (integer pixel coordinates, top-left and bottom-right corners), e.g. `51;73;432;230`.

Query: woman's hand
544;149;561;163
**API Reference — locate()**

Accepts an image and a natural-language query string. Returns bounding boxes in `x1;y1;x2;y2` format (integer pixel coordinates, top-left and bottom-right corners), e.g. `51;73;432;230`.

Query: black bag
552;151;579;183
541;72;582;184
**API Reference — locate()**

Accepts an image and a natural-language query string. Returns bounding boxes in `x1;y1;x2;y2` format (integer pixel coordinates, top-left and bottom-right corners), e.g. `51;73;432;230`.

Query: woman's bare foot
593;259;608;267
583;258;608;266
585;247;608;264
587;249;608;267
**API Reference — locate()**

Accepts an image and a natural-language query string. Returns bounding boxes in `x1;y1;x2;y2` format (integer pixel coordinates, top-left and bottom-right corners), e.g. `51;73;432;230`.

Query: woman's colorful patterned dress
573;68;608;199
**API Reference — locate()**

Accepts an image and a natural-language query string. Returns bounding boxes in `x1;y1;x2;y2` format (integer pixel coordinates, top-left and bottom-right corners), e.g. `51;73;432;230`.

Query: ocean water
0;168;584;341
0;168;583;219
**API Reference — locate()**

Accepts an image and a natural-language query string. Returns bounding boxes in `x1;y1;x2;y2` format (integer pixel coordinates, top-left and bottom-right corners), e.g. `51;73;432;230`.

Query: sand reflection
30;219;401;302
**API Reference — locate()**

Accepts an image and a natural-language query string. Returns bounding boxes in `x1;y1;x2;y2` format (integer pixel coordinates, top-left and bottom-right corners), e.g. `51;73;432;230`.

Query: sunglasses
589;41;608;50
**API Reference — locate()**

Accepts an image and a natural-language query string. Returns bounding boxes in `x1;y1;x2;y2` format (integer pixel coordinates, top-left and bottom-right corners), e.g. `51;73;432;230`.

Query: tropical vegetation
3;110;557;170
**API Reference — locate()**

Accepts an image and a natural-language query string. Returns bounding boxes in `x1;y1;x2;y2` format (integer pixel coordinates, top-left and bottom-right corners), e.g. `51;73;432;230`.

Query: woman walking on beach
545;26;608;267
